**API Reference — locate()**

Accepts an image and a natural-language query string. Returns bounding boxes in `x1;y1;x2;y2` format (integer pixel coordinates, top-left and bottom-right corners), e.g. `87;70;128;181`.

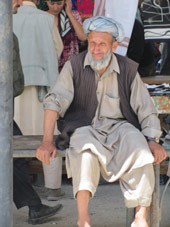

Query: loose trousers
68;149;154;208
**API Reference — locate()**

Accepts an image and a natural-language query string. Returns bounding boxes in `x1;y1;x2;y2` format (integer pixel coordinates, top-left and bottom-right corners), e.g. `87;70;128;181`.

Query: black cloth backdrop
141;0;170;41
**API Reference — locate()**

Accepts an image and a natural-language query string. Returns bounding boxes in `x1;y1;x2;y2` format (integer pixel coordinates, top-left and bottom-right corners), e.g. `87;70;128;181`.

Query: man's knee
81;150;96;161
81;150;100;170
120;164;155;208
72;150;100;198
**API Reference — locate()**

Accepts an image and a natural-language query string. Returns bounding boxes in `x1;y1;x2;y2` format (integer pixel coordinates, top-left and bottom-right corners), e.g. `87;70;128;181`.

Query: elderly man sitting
36;16;167;227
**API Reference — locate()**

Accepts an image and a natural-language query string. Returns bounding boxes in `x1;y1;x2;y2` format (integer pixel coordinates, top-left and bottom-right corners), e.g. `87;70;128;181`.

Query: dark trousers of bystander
13;120;41;209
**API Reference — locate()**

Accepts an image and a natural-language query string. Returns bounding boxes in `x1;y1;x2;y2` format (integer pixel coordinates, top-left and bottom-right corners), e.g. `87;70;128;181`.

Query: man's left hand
148;141;167;165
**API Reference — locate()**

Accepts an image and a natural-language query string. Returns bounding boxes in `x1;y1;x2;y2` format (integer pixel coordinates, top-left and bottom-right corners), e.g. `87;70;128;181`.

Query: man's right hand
36;141;57;165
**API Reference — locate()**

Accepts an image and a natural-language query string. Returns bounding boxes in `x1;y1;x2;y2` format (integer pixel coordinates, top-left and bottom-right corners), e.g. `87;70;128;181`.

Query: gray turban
83;16;125;43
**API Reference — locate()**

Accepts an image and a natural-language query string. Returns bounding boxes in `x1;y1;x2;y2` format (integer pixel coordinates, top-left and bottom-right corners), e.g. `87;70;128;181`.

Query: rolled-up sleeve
43;61;74;118
130;73;162;138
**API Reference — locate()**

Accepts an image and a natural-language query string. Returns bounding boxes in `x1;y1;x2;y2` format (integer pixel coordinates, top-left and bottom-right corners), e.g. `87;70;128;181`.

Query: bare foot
132;206;148;227
131;220;148;227
77;220;91;227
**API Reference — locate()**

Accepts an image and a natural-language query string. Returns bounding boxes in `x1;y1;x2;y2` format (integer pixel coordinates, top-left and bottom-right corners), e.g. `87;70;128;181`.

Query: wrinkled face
46;0;65;15
88;31;117;60
88;31;118;71
12;0;22;13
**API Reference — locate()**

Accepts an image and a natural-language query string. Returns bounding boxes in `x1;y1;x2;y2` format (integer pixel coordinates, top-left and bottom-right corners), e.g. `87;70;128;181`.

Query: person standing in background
12;0;62;225
13;0;64;202
93;0;138;56
13;0;63;136
44;0;87;72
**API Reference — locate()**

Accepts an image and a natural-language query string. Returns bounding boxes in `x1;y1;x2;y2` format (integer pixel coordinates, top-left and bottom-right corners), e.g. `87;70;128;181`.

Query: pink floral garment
77;0;94;20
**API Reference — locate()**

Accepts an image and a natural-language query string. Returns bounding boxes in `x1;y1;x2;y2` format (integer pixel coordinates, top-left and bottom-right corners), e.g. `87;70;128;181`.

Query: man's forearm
43;109;58;143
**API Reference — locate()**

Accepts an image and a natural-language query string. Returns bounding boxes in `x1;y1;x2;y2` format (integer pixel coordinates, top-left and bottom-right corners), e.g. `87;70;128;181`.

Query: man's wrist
42;138;53;144
146;137;160;143
42;141;53;143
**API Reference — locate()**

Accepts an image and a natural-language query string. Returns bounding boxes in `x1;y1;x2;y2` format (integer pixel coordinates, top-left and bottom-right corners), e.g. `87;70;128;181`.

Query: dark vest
55;51;140;150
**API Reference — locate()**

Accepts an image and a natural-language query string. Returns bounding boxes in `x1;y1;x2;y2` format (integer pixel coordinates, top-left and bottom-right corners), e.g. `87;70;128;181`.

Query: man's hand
36;141;57;165
148;141;167;165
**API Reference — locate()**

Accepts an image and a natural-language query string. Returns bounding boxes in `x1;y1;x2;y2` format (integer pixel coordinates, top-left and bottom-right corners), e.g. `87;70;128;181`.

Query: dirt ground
13;176;170;227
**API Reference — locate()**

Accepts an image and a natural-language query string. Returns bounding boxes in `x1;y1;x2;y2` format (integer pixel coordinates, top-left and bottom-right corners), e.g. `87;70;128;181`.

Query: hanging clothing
93;0;138;56
77;0;94;19
71;0;78;10
141;0;170;41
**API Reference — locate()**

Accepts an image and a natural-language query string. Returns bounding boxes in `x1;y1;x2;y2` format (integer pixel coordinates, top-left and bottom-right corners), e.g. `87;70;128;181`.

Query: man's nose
92;44;101;52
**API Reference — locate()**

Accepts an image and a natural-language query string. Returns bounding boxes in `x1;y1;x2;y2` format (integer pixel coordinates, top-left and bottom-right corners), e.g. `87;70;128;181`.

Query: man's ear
112;41;118;52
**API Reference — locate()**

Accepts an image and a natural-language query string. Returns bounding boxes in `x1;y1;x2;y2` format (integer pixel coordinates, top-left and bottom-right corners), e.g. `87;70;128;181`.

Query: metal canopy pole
0;0;13;226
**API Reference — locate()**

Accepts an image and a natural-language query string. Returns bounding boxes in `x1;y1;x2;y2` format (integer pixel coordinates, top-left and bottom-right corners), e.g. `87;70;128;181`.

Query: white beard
88;49;112;71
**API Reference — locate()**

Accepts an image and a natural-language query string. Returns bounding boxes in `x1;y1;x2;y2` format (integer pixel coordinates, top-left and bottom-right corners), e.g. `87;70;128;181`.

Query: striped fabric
141;0;170;41
59;9;72;38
